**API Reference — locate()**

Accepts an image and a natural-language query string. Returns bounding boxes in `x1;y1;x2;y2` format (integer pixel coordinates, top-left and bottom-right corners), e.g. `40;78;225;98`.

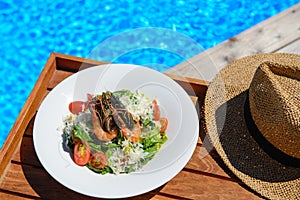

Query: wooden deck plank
159;170;262;200
184;144;231;179
167;3;300;81
0;191;33;200
277;38;300;53
0;164;40;198
0;163;109;199
11;137;41;168
150;195;176;200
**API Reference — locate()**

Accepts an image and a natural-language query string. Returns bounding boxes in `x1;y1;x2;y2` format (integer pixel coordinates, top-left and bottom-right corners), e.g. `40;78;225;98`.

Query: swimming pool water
0;0;299;148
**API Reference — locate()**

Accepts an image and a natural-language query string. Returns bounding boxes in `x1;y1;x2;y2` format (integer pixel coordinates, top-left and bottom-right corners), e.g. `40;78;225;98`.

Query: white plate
33;64;199;198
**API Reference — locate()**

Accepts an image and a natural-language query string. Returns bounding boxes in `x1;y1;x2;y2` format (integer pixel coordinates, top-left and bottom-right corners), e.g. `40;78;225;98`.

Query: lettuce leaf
73;125;92;142
86;163;113;175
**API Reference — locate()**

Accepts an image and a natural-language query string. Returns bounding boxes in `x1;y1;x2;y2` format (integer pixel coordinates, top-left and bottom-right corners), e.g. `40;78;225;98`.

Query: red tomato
74;140;91;166
69;101;88;115
152;100;160;121
90;152;107;169
159;118;168;133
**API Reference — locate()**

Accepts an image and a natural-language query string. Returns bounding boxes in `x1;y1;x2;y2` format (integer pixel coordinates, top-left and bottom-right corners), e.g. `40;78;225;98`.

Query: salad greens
62;89;168;175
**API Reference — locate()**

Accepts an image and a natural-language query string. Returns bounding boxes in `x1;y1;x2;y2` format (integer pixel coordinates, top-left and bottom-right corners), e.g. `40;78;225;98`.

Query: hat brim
204;53;300;200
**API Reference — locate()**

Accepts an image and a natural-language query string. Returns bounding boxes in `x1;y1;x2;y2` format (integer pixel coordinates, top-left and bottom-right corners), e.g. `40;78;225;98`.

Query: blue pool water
0;0;299;148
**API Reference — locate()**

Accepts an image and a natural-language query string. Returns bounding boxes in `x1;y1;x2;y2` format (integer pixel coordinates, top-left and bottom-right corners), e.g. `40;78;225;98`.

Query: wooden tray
0;53;261;199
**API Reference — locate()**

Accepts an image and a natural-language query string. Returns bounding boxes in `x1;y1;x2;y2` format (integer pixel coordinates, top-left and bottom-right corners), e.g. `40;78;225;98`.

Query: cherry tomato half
74;140;91;166
69;101;88;115
90;152;107;169
152;100;160;121
159;118;168;133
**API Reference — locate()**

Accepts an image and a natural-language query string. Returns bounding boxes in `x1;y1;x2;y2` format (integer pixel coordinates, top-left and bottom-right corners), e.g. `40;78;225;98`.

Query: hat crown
205;53;300;199
249;62;300;159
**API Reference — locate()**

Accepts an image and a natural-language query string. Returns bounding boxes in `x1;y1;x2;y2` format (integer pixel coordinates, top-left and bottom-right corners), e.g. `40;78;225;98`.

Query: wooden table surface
1;3;300;199
0;53;261;200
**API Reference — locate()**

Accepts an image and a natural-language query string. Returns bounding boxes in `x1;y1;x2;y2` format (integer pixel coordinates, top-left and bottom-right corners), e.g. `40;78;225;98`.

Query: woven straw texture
204;53;300;200
249;62;300;159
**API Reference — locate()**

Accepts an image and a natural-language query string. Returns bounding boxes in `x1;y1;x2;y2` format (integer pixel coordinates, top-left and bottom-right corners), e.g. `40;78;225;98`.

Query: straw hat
204;53;300;200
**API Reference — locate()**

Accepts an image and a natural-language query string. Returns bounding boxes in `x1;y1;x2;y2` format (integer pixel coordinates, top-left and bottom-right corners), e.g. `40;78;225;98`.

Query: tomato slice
69;101;88;115
74;140;91;166
159;118;168;133
90;152;107;169
152;99;160;121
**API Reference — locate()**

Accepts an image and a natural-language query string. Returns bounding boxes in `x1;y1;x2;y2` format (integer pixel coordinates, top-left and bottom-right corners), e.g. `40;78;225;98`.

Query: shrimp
120;120;141;142
89;104;118;142
109;93;141;142
89;92;141;142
